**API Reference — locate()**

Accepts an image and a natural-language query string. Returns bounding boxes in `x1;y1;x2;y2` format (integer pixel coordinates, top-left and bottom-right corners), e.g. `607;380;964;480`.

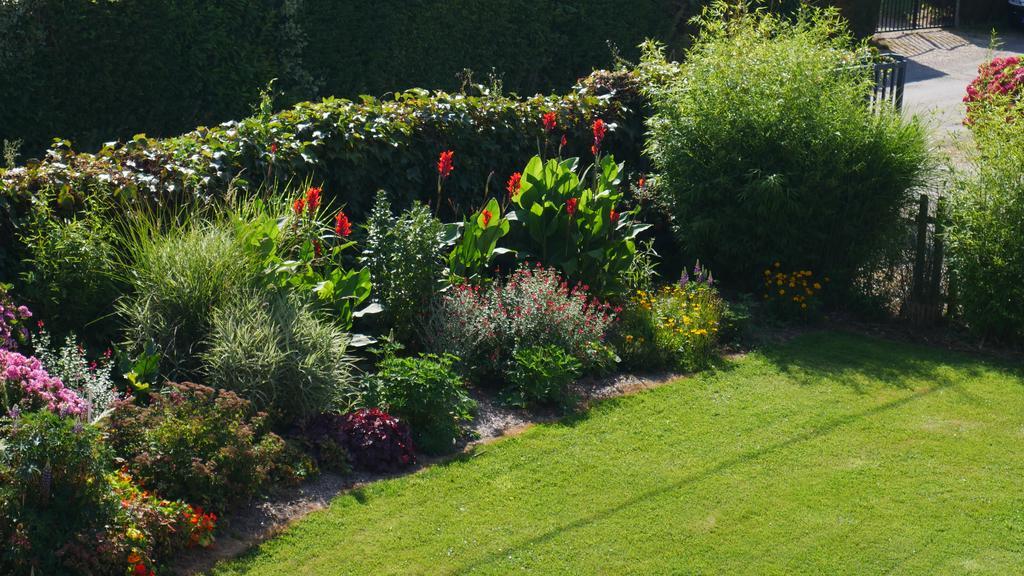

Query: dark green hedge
0;0;674;158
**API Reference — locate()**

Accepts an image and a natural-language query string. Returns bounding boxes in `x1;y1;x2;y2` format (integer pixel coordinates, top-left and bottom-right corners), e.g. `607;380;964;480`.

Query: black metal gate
877;0;958;32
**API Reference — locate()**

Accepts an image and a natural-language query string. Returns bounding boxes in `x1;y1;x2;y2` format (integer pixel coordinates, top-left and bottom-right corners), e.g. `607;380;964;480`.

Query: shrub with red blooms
424;264;617;377
965;55;1024;123
341;408;416;473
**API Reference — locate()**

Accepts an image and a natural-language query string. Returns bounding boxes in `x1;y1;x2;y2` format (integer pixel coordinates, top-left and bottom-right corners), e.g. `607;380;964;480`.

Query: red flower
566;197;578;217
591;119;607;156
134;563;148;576
313;239;323;258
437;150;455;179
560;134;567;148
292;197;305;215
481;209;493;227
542;112;557;133
506;172;522;198
610;209;620;223
334;210;352;237
270;142;278;154
638;177;646;188
304;186;322;212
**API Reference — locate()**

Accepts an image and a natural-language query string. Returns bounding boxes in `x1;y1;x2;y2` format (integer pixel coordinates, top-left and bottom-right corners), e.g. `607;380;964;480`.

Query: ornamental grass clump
425;264;616;378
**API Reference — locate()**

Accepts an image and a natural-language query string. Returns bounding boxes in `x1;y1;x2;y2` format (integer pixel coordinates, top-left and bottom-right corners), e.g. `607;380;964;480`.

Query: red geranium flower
334;210;352;237
506;172;522;198
437;150;455;179
481;209;493;226
542;112;557;133
566;197;578;217
304;186;322;212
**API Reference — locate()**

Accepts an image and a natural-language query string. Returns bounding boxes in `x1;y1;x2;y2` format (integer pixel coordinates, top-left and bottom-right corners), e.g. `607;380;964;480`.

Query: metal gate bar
877;0;957;32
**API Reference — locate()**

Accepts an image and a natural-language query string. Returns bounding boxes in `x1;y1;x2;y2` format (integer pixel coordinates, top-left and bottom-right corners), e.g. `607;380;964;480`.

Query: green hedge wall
0;0;674;158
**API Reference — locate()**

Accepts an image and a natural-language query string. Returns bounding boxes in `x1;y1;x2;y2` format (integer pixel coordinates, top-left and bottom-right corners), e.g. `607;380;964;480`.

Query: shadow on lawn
758;331;1015;394
446;332;998;574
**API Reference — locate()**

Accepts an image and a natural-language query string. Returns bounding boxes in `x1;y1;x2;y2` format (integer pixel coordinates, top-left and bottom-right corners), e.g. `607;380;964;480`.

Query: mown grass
211;332;1024;575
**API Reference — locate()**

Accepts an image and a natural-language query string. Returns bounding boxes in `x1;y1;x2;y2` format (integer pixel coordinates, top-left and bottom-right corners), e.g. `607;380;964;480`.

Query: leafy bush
341;408;416;473
17;191;120;344
946;110;1024;343
638;5;931;292
615;264;724;372
361;353;475;455
0;411;214;575
361;192;450;344
507;153;650;297
0;411;119;574
0;285;31;350
0;348;89;418
425;264;617;378
447;197;512;284
203;291;357;424
116;216;261;380
106;382;292;511
504;345;582;409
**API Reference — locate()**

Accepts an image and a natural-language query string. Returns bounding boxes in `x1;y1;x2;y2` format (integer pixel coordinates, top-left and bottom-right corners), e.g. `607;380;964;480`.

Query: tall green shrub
638;3;931;293
945;111;1024;343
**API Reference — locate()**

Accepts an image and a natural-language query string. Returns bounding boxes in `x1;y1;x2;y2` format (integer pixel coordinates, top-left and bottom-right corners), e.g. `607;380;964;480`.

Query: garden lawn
212;332;1024;575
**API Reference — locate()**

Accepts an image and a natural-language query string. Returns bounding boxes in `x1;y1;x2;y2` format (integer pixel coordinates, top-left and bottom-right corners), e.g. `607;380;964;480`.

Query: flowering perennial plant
762;262;826;317
427;264;616;375
616;263;723;372
33;328;117;422
0;348;89;417
965;55;1024;123
0;287;31;351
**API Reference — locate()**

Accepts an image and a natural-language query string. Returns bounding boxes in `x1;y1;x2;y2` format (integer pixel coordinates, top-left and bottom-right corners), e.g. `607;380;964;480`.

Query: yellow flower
813;282;822;290
774;261;781;268
625;335;634;343
801;303;808;309
778;289;785;296
127;527;143;541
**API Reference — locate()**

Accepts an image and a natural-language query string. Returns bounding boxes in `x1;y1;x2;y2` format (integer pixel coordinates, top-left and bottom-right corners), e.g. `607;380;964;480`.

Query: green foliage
448;198;511;284
0;411;117;574
361;352;476;455
203;292;358;424
106;382;294;511
17;190;120;344
0;0;671;157
234;193;371;330
946;112;1024;343
509;154;650;296
638;5;931;293
504;345;582;409
362;192;451;344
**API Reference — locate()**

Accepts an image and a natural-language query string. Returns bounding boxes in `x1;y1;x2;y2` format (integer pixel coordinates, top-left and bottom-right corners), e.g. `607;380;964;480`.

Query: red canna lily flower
542;112;557;133
591;119;607;156
270;142;278;154
304;186;322;212
506;172;522;198
481;209;493;226
610;209;620;223
437;150;455;179
334;210;352;237
638;177;646;188
566;197;578;217
560;134;567;148
292;197;305;215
